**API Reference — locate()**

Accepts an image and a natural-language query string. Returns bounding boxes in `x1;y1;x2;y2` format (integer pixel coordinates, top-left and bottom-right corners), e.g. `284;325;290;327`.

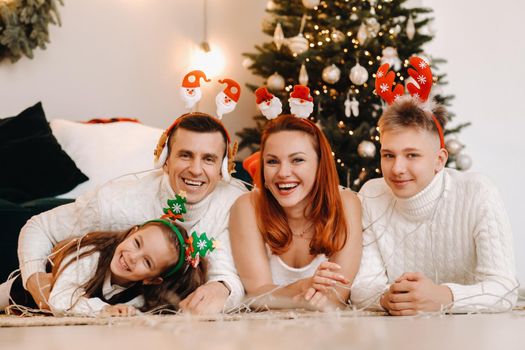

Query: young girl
230;86;363;311
1;219;209;316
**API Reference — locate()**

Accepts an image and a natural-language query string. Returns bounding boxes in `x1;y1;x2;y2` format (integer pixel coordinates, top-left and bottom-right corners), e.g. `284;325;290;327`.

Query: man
350;96;518;315
18;113;246;314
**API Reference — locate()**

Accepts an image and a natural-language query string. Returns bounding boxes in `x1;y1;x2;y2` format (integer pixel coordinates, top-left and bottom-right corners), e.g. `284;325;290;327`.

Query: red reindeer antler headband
375;56;445;148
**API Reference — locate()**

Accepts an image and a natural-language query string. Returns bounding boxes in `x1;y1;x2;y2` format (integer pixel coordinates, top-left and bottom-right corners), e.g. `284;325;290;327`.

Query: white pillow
50;119;164;198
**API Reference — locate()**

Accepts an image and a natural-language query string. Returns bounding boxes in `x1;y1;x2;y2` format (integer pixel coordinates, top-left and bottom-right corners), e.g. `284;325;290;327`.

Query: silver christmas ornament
349;62;369;85
322;64;341;84
456;154;472;171
302;0;320;9
446;139;464;156
242;57;253;69
274;22;285;50
287;33;309;55
406;15;416;40
299;63;309;85
358;140;376;158
267;72;285;91
331;29;345;43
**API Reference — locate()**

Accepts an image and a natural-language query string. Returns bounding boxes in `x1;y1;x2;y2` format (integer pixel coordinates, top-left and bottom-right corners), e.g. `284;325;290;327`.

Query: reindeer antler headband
375;56;445;148
153;70;240;181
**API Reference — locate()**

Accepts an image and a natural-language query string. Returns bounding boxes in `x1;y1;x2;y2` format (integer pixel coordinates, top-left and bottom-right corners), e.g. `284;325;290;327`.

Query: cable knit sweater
351;168;518;313
18;169;247;309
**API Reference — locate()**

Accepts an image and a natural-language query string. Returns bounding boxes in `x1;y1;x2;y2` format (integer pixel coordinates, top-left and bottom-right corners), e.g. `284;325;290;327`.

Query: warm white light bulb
192;44;225;78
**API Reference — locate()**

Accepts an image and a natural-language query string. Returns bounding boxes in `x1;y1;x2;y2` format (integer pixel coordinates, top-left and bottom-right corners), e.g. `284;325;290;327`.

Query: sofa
0;102;251;281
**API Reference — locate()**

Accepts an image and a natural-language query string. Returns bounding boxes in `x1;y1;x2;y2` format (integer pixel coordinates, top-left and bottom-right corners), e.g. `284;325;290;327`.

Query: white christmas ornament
349;62;369;85
299;64;309;85
267;72;285;90
345;96;360;117
357;23;368;44
365;17;380;38
456;154;472;171
331;29;345;43
266;0;277;11
381;46;402;71
287;33;309;55
242;57;253;69
322;64;341;84
446;139;464;156
274;22;285;50
350;13;359;21
302;0;320;9
406;15;416;40
358;140;376;158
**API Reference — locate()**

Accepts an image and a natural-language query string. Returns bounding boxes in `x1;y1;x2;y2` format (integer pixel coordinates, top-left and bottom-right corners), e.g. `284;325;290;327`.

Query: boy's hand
381;272;453;316
26;272;53;310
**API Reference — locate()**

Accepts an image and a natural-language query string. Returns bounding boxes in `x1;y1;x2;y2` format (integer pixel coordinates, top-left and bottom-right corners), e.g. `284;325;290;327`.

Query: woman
230;113;362;311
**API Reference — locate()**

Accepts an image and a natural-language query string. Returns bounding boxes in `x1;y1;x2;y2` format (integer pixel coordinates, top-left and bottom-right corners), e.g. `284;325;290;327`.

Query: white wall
1;1;523;283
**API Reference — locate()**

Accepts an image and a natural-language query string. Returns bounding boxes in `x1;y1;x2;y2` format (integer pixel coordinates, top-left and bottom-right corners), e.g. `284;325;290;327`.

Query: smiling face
110;224;178;286
164;128;225;204
262;130;319;212
380;127;448;198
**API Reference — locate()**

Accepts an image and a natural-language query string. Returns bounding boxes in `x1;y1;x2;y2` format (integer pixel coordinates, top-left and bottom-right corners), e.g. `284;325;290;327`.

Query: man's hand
26;272;53;310
381;272;453;316
101;304;137;317
179;281;230;314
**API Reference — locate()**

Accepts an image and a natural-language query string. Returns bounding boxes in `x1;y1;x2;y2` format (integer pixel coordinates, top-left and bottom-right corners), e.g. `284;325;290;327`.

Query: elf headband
153;70;240;181
375;56;445;148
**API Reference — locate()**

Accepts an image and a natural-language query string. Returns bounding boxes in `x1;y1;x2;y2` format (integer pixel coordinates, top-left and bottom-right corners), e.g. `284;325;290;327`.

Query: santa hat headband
153;70;241;181
255;84;314;120
375;56;445;148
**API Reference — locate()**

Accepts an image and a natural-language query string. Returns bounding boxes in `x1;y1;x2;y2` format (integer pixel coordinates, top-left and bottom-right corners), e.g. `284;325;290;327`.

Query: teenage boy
18;113;246;314
351;96;518;315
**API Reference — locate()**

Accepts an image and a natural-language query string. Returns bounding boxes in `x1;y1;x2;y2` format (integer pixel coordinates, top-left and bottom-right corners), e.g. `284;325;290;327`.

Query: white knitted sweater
18;169;247;309
351;168;518;313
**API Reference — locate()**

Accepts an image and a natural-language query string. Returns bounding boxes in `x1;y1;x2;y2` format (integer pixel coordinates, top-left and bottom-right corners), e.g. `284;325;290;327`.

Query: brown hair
167;112;229;158
378;97;447;136
50;222;207;312
255;114;348;257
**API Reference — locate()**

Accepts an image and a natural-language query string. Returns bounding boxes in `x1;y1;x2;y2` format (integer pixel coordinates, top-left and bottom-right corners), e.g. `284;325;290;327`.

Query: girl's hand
308;261;350;293
101;304;137;317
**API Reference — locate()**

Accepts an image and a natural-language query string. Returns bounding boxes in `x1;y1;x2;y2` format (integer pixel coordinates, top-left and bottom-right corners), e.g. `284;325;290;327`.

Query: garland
0;0;63;63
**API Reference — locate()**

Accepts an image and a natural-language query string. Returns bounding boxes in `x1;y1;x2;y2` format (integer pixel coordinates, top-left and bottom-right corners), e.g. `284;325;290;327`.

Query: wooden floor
1;311;525;350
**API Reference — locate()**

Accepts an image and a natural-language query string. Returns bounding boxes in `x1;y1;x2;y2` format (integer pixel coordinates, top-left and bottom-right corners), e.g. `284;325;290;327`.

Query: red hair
255;115;348;256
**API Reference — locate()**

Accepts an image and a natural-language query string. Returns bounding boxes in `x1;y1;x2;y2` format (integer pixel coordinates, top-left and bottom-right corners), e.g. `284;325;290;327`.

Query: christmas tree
239;0;470;189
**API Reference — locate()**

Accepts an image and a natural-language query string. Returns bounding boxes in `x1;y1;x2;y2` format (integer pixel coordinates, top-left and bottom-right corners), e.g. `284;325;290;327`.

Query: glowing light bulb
192;44;225;78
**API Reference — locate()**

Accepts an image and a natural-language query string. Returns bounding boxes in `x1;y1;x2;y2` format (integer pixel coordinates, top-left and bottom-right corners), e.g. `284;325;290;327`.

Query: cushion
50;119;164;198
0;103;89;202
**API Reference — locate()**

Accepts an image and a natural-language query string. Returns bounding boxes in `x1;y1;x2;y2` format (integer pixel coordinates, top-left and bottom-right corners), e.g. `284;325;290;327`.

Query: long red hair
255;115;348;256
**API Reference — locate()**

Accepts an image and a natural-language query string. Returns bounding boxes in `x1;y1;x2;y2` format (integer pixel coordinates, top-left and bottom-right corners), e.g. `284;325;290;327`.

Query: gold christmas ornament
357;140;376;158
331;29;346;43
287;33;309;55
322;64;341;84
302;0;320;9
274;22;285;50
299;63;309;85
267;72;285;90
349;62;369;85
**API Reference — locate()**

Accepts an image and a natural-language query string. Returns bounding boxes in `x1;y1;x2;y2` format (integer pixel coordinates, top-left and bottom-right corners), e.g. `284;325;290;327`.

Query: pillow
0;102;89;202
50;119;164;198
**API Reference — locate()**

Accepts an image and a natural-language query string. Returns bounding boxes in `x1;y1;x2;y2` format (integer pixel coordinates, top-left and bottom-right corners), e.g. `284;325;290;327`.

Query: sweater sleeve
444;178;518;313
206;212;245;310
18;189;104;288
48;251;109;316
350;196;388;311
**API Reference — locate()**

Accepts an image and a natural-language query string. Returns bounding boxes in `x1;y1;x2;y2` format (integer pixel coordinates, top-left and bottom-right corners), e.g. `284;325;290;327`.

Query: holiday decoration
331;29;345;43
322;64;341;84
256;87;282;120
274;22;285;50
185;231;218;268
0;0;64;62
287;33;309;55
242;57;254;69
349;62;369;85
267;72;285;90
406;15;416;40
299;63;309;85
358;141;376;158
289;85;314;118
266;0;277;11
179;70;211;110
381;47;402;71
456;154;472;171
446;139;464;156
302;0;320;9
240;1;469;190
161;194;187;222
215;79;241;119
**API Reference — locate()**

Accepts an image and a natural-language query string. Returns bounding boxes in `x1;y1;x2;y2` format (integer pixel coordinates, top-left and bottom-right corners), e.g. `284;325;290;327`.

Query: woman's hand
101;304;137;317
307;261;350;293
